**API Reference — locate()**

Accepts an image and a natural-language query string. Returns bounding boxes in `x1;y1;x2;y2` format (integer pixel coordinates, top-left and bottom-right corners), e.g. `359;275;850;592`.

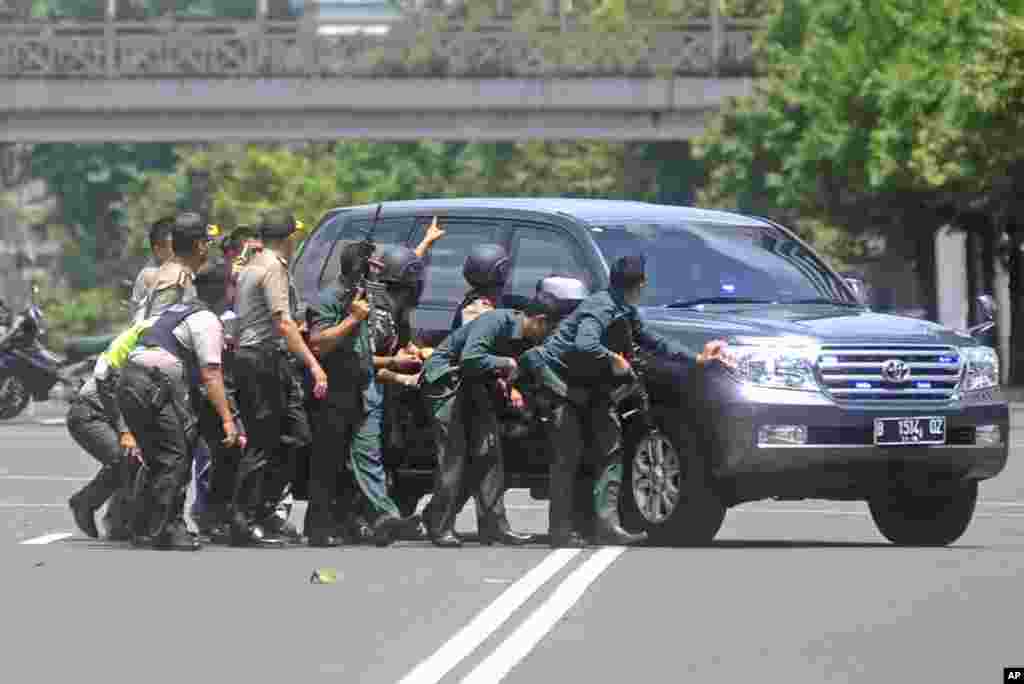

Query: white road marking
0;475;89;481
19;532;72;545
461;547;627;684
0;503;67;508
483;578;514;584
397;549;581;684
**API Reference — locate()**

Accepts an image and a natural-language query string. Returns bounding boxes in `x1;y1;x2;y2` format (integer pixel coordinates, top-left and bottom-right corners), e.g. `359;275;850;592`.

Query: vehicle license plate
874;416;946;445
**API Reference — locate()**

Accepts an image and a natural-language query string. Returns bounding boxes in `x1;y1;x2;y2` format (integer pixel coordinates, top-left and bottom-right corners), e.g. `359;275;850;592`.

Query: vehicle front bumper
705;383;1009;496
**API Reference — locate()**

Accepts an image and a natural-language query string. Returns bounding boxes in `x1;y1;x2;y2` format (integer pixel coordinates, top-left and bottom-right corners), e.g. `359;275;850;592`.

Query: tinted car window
589;221;851;307
293;211;346;305
412;219;507;306
507;226;592;297
318;217;413;290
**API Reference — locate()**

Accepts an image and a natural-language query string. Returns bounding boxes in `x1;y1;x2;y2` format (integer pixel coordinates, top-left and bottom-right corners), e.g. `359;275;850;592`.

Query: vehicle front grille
817;345;963;402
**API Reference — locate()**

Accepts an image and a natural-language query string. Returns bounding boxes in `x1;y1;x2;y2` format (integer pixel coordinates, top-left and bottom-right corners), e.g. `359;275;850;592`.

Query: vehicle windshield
589;221;853;308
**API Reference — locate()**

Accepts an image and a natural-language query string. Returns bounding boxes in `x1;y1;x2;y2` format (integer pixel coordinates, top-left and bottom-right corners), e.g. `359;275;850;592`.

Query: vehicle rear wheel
622;423;725;546
868;481;978;546
0;373;29;420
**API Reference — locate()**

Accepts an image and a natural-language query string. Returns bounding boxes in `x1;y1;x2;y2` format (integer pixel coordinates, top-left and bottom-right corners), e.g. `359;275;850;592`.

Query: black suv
291;198;1008;546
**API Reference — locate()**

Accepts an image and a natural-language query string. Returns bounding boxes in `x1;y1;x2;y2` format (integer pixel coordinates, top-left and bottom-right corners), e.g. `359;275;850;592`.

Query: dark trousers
541;394;622;536
66;400;131;535
195;400;240;526
117;364;195;540
423;379;508;536
305;390;358;536
233;346;311;524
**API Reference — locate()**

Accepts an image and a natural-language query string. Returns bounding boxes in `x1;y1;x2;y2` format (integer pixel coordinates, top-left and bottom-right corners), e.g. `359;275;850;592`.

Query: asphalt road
2;401;1023;684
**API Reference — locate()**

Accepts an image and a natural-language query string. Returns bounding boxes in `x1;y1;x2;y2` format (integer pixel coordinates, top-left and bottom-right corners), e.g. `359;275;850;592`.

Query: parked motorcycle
0;286;113;420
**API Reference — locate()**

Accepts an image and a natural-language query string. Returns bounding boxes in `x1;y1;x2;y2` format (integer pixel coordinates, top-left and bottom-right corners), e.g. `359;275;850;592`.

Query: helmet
537;275;588;318
463;244;511;290
374;244;424;288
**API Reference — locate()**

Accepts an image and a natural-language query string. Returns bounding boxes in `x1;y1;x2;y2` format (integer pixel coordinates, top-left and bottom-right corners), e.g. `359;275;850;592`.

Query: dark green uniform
521;288;690;544
306;283;405;537
421;309;531;540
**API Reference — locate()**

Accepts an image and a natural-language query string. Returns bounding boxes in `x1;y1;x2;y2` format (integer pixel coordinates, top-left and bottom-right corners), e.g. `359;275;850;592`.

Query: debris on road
310;568;338;584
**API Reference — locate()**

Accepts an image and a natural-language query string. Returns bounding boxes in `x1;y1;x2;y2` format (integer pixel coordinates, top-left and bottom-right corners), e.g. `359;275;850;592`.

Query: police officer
305;242;377;546
117;218;241;551
67;351;142;541
310;243;424;545
131;217;175;318
452;243;511;329
520;256;728;548
421;295;559;547
232;211;325;546
189;267;248;542
138;212;205;321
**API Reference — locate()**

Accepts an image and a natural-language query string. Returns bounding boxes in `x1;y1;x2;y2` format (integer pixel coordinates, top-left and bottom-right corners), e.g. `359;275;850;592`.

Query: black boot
550;530;588;548
593;469;647;546
68;491;99;539
479;516;534;546
431;530;463;548
372;512;420;547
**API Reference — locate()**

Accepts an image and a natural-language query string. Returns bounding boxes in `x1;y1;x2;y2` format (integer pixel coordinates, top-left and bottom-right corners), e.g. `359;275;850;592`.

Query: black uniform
117;302;221;550
421;309;538;546
520;269;692;547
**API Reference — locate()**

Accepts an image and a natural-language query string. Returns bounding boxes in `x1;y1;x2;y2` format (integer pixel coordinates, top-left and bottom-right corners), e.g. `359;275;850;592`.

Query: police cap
259;211;298;240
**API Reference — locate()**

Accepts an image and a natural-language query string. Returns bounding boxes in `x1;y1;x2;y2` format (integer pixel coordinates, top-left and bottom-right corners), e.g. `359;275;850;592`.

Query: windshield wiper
666;297;774;308
783;297;862;307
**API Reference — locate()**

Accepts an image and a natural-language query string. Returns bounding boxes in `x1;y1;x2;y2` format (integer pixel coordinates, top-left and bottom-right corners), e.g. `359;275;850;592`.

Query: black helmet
463;244;511;290
374;244;424;288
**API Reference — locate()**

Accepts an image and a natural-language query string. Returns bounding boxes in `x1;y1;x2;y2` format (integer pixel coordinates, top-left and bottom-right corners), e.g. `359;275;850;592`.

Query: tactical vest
138;302;210;388
451;289;496;331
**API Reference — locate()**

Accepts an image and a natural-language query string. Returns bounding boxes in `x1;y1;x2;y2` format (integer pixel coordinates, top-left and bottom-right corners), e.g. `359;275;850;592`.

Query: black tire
868;481;978;546
621;422;725;546
0;373;30;420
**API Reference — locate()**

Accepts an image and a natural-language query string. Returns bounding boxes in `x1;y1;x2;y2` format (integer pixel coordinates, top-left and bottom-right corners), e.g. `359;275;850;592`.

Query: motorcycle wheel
0;373;30;420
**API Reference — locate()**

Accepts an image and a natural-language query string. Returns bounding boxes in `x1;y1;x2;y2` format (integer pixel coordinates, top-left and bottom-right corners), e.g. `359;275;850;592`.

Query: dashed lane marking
460;547;627;684
397;549;581;684
19;532;72;545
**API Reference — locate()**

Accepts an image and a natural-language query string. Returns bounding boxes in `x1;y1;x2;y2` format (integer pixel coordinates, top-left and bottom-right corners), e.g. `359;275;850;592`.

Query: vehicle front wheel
0;373;30;420
868;481;978;546
621;424;725;546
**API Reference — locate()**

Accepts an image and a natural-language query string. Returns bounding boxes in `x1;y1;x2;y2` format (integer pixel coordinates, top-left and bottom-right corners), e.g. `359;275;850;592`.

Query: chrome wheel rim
632;432;682;524
0;375;27;413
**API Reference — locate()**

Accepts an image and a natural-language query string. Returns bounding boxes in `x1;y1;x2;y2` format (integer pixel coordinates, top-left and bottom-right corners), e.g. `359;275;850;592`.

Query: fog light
975;425;1002;446
758;425;808;446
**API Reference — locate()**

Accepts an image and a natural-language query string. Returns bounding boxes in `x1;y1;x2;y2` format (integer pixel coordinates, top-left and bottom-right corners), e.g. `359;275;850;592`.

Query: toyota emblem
881;359;911;383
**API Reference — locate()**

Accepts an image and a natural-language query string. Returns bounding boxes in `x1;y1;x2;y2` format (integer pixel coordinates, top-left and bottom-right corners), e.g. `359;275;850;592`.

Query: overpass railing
0;14;763;79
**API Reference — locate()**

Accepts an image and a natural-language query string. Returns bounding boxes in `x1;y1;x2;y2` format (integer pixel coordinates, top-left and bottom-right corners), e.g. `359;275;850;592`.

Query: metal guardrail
0;18;761;78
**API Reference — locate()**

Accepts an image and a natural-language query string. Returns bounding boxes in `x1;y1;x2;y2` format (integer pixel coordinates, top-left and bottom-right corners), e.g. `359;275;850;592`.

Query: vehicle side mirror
976;294;997;322
967;293;998;339
840;274;868;305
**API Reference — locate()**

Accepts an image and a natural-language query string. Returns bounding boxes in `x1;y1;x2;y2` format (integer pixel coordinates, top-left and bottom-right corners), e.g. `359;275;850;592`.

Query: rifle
355;204;383;354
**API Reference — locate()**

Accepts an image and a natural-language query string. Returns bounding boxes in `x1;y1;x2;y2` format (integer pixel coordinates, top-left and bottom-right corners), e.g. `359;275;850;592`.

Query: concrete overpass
0;2;762;142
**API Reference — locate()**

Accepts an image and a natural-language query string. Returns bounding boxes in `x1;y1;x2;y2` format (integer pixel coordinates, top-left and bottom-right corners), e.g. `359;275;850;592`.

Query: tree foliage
28;143;176;288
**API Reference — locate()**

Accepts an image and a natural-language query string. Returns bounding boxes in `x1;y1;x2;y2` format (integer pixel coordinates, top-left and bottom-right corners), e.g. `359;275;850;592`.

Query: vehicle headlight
723;336;821;391
960;346;999;392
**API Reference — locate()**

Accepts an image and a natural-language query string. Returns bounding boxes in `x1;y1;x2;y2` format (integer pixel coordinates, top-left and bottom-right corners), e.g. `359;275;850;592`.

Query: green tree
29;143;176;288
